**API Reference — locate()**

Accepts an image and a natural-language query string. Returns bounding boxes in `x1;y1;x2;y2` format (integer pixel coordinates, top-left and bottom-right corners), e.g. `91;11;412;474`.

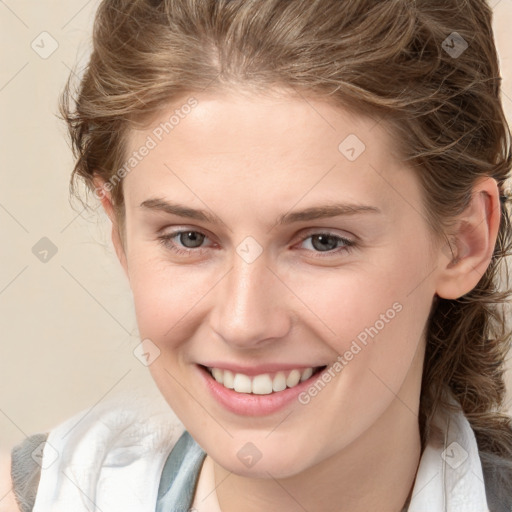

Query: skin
92;88;500;512
0;452;17;512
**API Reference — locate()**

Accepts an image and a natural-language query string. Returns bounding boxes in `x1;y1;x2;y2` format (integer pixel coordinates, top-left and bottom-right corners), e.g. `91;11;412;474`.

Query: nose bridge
210;249;290;348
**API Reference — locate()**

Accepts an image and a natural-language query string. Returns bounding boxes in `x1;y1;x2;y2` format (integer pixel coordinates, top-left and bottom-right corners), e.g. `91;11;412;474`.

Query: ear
92;176;129;279
435;177;501;300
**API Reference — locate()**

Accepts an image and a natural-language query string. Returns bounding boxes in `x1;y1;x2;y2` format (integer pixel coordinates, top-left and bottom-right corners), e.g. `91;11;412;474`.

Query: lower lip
196;364;326;416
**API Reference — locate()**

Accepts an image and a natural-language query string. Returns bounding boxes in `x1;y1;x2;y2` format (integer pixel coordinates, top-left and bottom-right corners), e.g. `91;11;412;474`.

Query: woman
2;0;512;510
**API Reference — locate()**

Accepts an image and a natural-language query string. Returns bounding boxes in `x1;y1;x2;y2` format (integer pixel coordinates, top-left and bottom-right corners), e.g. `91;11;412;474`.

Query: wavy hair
60;0;512;501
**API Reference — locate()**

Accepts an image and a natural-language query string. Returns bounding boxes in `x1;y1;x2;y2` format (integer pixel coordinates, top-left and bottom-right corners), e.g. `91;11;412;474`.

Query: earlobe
435;177;501;300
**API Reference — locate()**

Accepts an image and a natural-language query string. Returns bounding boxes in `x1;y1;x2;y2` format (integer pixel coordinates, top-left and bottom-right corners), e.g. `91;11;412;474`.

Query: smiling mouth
200;365;327;395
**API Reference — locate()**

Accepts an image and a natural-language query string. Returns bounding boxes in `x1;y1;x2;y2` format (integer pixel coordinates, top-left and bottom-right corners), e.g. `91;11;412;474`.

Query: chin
233;461;302;480
211;443;312;480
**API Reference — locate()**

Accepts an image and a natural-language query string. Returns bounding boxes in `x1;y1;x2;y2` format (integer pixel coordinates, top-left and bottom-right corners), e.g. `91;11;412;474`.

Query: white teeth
252;374;273;395
233;373;252;393
211;368;224;384
207;366;320;394
300;367;313;382
272;372;287;392
286;369;301;388
223;370;234;389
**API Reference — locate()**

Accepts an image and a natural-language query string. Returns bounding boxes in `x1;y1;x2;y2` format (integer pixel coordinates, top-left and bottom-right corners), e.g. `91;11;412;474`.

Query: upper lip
199;362;327;376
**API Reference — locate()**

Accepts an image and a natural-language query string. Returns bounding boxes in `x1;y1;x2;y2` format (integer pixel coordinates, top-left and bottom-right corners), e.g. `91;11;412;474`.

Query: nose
209;249;292;350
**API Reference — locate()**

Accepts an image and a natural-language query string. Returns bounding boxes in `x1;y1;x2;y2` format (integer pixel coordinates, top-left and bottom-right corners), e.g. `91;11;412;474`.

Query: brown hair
60;0;512;496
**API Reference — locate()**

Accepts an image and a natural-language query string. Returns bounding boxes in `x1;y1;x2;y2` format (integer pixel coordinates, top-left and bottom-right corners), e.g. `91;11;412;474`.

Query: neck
213;372;423;512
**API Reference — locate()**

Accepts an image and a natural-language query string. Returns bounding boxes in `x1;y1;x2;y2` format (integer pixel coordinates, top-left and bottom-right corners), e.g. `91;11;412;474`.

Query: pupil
312;234;337;251
181;231;204;248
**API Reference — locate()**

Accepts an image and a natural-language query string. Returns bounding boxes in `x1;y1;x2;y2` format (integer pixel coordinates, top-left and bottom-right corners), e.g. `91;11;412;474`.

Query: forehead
127;88;399;159
122;89;418;219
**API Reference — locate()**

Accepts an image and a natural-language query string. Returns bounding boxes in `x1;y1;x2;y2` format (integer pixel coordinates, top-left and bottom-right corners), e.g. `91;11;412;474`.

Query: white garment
407;391;490;511
33;393;185;512
32;390;490;511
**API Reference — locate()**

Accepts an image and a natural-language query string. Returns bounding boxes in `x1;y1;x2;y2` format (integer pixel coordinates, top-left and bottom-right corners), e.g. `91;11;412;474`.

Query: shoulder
1;433;49;512
479;449;512;511
14;393;185;510
0;450;21;512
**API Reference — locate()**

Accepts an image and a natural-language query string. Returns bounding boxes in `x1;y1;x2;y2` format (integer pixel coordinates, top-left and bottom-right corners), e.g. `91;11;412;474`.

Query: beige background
1;0;512;452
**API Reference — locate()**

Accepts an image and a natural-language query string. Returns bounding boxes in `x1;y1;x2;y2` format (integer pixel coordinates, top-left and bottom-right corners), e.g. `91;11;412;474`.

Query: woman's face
113;89;443;478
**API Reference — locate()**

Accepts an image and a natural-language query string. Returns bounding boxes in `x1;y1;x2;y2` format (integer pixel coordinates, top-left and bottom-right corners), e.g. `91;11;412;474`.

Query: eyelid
159;225;215;241
297;227;356;242
293;230;356;255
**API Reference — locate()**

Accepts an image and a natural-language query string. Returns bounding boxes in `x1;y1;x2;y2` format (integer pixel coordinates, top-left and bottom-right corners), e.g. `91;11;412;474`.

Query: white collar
33;392;185;512
407;391;489;511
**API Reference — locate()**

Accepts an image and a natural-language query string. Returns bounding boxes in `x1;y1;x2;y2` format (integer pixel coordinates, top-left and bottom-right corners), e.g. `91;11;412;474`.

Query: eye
296;232;356;256
157;228;356;258
158;229;212;256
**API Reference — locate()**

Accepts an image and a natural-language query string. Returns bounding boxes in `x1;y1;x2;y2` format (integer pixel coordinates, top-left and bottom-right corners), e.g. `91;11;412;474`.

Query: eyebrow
139;198;381;225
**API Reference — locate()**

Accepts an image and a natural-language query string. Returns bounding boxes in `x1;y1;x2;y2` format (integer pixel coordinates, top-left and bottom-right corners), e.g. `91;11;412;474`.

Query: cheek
128;251;217;344
283;260;422;346
288;270;429;455
290;252;432;391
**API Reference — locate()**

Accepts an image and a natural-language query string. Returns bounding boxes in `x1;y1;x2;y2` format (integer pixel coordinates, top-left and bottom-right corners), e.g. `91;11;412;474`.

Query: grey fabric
480;450;512;512
10;433;49;512
155;430;207;512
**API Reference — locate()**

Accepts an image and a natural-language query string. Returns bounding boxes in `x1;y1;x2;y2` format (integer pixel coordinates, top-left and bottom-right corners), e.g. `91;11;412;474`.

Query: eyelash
157;229;356;258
